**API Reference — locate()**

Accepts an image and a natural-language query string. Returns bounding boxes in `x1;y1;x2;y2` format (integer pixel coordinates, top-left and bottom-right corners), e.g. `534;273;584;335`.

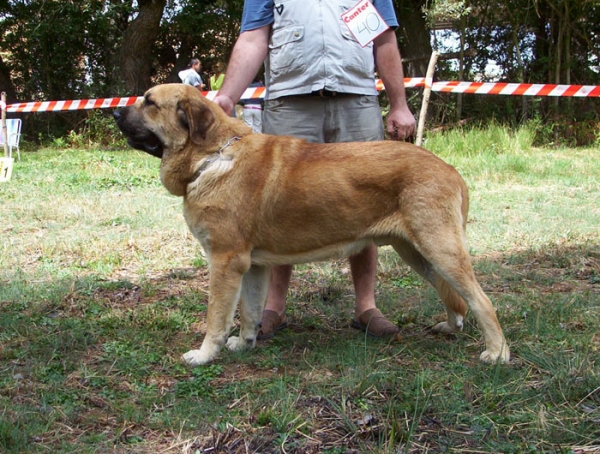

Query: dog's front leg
182;253;250;366
226;264;270;352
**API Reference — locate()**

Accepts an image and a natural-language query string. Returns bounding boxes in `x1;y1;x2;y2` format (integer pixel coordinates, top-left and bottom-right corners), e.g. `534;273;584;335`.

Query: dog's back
230;138;470;257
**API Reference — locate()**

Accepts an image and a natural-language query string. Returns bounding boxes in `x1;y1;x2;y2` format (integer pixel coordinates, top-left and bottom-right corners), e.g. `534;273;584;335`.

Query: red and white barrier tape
2;78;599;113
5;96;139;113
433;81;600;97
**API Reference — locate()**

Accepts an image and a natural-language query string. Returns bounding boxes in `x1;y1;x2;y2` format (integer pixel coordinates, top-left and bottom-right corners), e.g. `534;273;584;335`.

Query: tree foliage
430;0;600;127
0;0;244;138
0;0;598;142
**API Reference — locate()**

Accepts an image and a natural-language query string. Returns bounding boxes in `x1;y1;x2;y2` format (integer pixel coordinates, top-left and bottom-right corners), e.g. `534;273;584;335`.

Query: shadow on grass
0;242;598;453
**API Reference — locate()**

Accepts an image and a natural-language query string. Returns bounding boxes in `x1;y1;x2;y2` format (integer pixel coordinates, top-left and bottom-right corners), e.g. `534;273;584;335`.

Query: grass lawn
1;126;599;453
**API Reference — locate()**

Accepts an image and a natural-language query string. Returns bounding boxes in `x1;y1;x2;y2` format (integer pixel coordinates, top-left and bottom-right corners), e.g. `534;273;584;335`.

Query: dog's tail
436;275;468;324
460;177;470;231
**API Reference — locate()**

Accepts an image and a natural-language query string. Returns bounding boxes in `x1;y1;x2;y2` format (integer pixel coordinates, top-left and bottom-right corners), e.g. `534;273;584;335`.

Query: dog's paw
226;336;253;352
479;345;510;364
181;349;215;366
432;321;459;334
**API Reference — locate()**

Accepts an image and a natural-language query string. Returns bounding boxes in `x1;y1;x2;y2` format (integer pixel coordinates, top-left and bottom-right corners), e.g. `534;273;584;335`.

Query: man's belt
311;89;338;98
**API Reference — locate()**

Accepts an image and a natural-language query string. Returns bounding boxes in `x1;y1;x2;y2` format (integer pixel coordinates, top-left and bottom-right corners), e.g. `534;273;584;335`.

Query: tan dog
113;84;510;366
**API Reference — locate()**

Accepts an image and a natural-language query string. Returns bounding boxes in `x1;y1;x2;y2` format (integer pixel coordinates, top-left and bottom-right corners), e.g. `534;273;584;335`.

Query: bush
46;110;127;149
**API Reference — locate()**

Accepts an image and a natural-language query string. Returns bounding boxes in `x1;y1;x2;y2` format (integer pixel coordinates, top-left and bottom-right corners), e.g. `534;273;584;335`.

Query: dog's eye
144;97;157;108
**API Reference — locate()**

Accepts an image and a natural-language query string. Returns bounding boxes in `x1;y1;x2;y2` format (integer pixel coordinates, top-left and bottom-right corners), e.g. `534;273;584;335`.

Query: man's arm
214;26;270;115
373;29;415;140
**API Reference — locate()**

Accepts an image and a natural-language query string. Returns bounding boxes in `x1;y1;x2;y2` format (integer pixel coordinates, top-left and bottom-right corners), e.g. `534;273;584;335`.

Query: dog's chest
182;204;211;244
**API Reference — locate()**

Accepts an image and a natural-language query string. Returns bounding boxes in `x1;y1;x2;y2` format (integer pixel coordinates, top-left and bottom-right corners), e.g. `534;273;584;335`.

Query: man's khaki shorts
263;94;384;143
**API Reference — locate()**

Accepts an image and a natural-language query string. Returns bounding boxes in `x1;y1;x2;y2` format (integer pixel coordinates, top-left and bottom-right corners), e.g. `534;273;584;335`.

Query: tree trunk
512;24;527;119
564;0;571;115
395;0;432;78
0;55;17;104
457;15;465;121
119;0;167;95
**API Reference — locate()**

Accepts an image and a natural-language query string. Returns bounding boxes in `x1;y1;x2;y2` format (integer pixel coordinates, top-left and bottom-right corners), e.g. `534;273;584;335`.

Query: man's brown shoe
257;310;288;340
351;308;400;338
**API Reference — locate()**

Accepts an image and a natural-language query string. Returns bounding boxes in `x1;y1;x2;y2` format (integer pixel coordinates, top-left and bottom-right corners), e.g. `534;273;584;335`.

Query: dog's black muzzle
113;108;164;158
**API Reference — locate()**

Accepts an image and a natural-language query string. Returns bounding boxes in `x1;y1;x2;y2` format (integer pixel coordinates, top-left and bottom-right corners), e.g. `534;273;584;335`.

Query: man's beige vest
265;0;378;99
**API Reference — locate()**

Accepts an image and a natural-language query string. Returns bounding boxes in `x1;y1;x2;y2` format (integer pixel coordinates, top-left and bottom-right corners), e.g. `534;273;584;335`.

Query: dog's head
113;84;222;159
113;84;252;196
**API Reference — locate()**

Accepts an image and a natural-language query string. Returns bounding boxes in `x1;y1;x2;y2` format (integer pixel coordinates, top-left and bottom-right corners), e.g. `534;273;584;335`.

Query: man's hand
214;95;235;116
386;104;416;141
210;27;270;117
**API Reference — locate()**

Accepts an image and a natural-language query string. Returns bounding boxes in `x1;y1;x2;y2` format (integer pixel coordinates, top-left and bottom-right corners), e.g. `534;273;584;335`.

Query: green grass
0;127;599;453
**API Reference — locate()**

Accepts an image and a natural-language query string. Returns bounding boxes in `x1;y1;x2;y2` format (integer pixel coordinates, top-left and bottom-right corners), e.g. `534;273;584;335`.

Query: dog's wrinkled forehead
142;85;209;119
141;85;183;113
146;84;201;105
136;85;187;129
135;84;216;146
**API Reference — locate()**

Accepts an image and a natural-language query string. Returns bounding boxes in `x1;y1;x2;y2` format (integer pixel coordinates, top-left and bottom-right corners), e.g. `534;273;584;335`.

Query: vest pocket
339;20;375;77
268;26;306;77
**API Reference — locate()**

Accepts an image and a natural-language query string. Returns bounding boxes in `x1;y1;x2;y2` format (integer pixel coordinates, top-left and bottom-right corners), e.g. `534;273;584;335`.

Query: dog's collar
218;136;242;153
188;136;241;184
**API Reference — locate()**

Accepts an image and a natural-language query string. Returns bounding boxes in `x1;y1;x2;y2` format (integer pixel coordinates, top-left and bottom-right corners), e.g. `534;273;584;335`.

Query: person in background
210;62;227;91
178;58;206;91
240;77;264;133
213;0;416;340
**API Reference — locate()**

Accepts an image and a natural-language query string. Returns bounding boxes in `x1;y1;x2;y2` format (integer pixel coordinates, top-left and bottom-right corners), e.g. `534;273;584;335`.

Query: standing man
240;77;265;133
214;0;416;339
210;62;227;91
178;58;206;91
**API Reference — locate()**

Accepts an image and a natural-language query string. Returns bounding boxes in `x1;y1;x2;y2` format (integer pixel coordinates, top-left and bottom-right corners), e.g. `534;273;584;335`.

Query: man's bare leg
350;243;400;337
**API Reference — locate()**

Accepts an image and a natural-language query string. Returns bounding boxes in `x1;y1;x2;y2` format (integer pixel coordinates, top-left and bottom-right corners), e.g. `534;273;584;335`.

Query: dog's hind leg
391;239;467;333
391;236;509;364
226;264;270;352
440;266;509;364
182;252;251;366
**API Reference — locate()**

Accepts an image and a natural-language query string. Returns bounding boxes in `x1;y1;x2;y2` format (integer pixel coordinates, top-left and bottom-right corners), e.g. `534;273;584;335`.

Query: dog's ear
177;98;215;144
